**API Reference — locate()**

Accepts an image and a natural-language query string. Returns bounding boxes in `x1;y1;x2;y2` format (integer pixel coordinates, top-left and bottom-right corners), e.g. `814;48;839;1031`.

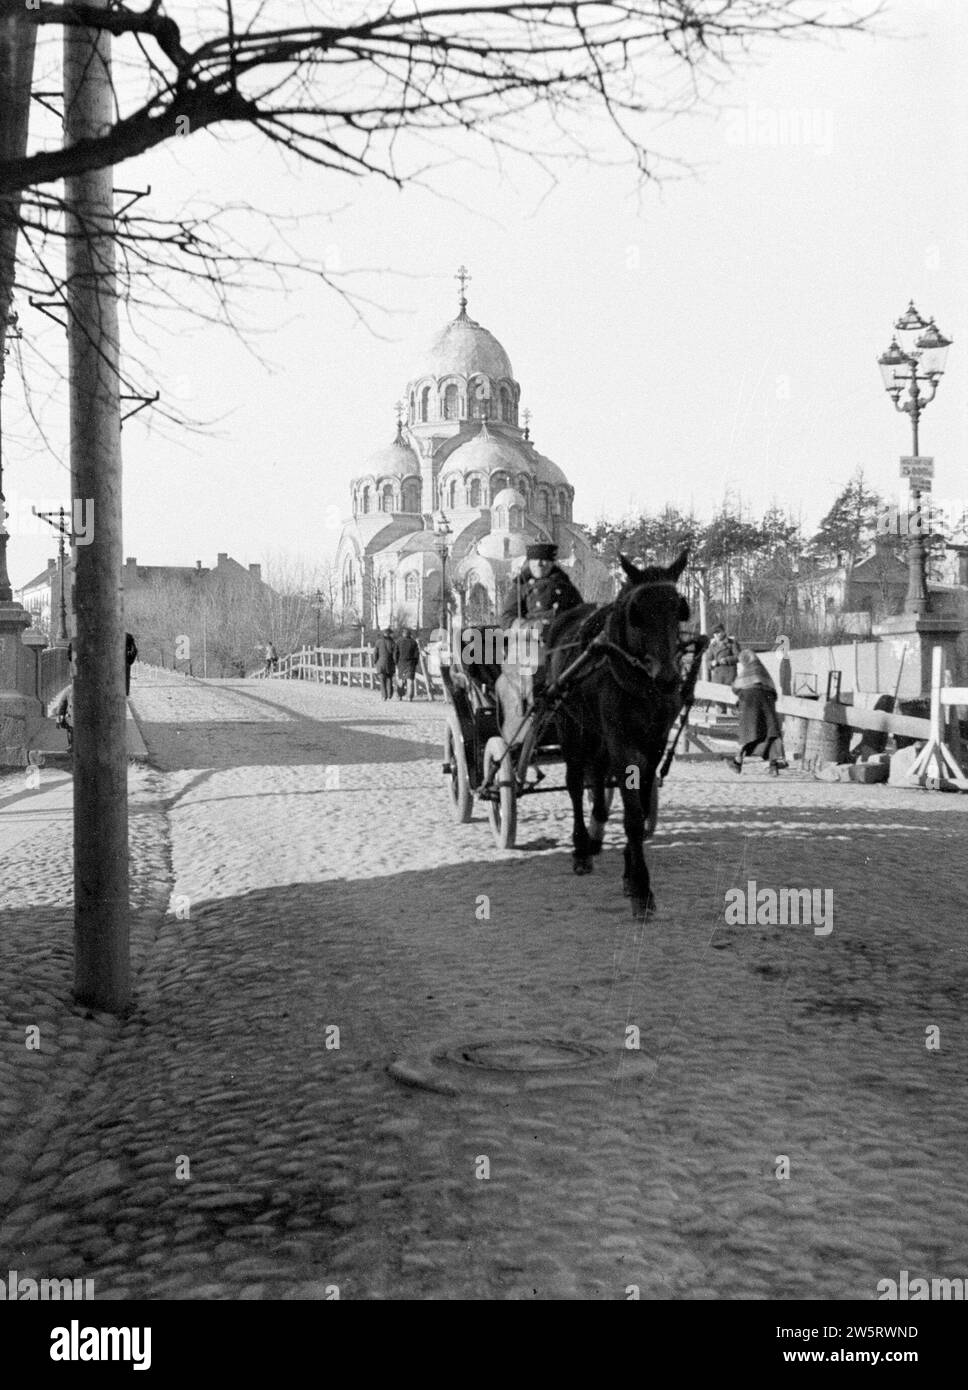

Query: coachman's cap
526;542;557;561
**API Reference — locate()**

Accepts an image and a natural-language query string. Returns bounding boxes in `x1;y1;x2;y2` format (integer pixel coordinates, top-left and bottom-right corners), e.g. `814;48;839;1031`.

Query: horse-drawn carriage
441;619;650;849
441;554;707;915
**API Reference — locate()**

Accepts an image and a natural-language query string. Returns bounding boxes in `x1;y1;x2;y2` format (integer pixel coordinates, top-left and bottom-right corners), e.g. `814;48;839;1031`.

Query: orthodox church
336;270;611;635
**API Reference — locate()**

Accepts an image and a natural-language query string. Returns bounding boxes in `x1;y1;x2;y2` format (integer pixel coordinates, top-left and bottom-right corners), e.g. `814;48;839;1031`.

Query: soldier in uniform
500;542;583;628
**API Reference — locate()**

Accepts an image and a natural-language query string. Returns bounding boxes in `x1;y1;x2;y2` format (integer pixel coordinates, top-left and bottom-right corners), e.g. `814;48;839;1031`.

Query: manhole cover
435;1038;606;1074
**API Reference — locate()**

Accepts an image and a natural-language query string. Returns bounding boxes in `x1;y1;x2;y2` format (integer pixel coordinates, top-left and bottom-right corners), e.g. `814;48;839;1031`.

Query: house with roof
16;552;269;640
336;273;612;634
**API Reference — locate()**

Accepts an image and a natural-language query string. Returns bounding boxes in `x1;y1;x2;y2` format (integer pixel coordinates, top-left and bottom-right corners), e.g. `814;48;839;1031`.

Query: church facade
336;274;612;636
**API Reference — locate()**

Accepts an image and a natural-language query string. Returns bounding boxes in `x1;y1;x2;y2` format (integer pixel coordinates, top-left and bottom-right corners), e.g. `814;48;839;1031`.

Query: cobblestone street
2;674;967;1300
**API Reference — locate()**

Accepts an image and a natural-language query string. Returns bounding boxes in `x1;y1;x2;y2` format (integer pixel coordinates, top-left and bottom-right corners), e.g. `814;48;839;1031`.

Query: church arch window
466;580;493;624
469;376;490;420
342;563;356;610
409;391;416;423
537;488;550;517
420;385;431;422
494;506;507;529
402;479;421;513
490;473;509;503
381;483;395;512
500;387;512;423
508;505;523;530
443;382;460;421
447;478;458;508
362;485;372;514
469;477;482;508
404;572;420;603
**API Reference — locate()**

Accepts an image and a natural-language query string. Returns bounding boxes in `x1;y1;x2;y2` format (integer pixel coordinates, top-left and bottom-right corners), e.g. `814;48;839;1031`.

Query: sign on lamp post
900;455;934;488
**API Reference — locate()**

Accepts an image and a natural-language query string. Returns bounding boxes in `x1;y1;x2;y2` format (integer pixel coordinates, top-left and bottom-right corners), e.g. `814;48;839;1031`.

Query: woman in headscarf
725;650;788;776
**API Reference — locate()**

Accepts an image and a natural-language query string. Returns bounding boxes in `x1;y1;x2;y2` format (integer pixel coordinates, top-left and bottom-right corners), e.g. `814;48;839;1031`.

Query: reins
538;580;707;779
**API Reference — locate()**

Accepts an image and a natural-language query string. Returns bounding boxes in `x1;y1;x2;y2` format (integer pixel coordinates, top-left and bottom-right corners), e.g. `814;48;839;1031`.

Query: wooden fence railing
260;645;441;699
693;644;968;789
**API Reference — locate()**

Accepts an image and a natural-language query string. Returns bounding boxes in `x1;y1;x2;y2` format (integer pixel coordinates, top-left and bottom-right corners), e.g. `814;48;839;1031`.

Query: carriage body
440;622;653;849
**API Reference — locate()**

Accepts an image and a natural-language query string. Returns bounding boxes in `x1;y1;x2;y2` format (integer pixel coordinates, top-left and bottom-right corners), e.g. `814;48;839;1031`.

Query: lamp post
33;505;72;644
22;626;46;699
878;301;952;615
312;587;323;648
434;512;452;635
0;306;24;604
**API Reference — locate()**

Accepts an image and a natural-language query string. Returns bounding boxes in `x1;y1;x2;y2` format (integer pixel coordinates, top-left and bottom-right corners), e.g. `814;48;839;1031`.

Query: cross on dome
455;264;471;316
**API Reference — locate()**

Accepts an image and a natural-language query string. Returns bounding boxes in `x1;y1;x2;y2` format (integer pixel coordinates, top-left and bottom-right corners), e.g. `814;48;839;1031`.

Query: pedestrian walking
394;627;420;700
724;651;788;776
264;641;278;677
54;684;74;751
372;628;397;700
707;624;739;711
125;632;138;695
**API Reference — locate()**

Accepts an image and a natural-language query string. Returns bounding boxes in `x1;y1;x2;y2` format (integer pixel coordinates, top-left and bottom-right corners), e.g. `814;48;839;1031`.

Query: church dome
491;486;527;512
439;426;528;479
356;428;419;481
530;450;569;489
422;311;513;381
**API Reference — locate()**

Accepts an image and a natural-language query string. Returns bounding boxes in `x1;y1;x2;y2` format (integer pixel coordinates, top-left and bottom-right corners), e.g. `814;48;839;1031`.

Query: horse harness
533;581;709;779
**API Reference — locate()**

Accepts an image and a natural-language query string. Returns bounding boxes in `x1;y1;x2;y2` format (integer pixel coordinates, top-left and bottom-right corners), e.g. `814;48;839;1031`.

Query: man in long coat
372;628;397;701
394;628;420;701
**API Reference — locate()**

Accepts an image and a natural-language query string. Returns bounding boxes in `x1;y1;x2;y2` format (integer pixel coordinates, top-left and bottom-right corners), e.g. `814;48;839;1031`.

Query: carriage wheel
643;779;659;839
483;738;517;850
443;713;473;823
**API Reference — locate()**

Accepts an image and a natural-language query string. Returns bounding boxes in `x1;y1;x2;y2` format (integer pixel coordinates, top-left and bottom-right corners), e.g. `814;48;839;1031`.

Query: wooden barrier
264;646;441;699
694;647;968;789
692;679;933;742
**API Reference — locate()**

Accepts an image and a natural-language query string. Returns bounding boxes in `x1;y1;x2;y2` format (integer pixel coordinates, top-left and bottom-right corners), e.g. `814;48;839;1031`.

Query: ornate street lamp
434;512;452;634
877;301;952;614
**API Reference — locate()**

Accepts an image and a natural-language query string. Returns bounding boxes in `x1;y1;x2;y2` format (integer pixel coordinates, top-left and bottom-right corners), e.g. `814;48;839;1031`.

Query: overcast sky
5;0;967;587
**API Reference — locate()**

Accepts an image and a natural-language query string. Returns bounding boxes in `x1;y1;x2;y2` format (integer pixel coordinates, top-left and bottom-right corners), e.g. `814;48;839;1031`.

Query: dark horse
544;551;690;920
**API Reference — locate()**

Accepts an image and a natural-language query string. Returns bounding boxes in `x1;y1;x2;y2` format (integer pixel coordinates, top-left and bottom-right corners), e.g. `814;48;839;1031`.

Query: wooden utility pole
0;7;37;602
64;1;130;1011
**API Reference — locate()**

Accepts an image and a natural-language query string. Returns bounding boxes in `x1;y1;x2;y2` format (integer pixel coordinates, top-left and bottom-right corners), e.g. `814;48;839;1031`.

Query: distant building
17;556;67;636
336;272;612;635
16;552;268;639
791;534;966;632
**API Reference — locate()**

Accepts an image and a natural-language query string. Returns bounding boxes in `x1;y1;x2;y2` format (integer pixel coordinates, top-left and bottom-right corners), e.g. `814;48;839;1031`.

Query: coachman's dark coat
501;563;583;626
